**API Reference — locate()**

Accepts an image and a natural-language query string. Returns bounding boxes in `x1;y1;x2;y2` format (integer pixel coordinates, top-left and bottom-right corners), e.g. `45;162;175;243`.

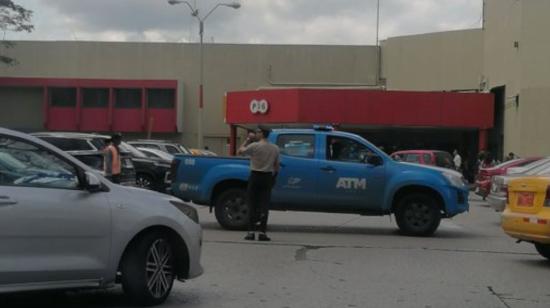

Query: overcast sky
8;0;483;45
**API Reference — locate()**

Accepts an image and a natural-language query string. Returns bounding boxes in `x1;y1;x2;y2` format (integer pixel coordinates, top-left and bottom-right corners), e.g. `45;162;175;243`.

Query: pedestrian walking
453;149;462;172
104;133;122;184
238;127;280;241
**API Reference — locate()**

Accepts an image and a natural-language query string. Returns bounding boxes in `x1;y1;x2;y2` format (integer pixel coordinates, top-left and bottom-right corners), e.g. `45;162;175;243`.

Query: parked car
506;157;550;175
391;150;454;169
31;132;136;186
501;175;550;260
0;127;203;305
32;132;171;192
487;158;550;211
189;148;217;156
118;142;172;192
138;147;174;163
171;127;469;237
128;139;190;155
475;157;541;200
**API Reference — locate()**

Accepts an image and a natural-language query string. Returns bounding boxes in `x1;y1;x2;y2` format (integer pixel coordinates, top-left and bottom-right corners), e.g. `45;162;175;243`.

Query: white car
487;158;550;212
0;128;203;306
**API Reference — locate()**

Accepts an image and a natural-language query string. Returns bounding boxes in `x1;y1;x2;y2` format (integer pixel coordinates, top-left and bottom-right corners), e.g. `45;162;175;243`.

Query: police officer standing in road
238;127;280;241
104;133;122;184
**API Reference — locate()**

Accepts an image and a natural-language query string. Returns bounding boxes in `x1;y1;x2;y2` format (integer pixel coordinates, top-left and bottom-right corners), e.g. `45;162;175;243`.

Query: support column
229;125;237;156
76;87;82;131
478;129;489;152
43;86;49;129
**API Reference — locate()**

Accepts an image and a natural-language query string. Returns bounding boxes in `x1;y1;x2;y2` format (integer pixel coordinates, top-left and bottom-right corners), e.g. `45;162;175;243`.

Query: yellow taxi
501;176;550;260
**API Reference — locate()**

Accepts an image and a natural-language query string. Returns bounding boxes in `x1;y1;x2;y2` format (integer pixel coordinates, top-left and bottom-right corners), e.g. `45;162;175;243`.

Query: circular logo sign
250;99;269;115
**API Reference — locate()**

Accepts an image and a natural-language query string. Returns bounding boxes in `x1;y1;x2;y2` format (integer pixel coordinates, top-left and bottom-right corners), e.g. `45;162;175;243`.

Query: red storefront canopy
227;88;493;128
226;88;494;154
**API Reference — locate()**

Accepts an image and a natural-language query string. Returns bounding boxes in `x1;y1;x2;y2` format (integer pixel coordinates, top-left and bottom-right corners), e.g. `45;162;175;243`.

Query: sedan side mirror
85;171;103;192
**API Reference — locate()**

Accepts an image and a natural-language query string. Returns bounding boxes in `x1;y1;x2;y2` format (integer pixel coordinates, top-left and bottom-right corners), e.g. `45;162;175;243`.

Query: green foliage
0;0;34;65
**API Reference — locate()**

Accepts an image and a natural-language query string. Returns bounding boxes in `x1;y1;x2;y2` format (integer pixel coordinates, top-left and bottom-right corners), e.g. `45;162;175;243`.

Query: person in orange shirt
104;133;122;184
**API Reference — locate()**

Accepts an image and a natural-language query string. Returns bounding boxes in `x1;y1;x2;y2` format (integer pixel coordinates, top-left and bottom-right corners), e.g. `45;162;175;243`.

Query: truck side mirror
367;155;383;166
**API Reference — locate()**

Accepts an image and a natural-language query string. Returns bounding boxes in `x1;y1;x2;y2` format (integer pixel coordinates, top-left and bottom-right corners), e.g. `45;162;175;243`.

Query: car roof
66;150;104;155
0;127;96;171
129;140;175;144
272;128;365;139
392;150;443;155
137;147;170;154
31;131;110;139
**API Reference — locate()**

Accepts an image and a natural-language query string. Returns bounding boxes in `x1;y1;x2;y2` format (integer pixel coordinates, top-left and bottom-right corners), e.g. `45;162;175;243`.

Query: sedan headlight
170;200;199;224
443;172;466;188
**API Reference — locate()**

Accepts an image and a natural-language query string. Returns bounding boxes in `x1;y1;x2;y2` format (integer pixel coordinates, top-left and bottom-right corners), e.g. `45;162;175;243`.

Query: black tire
136;174;155;190
395;193;442;237
214;188;249;230
535;243;550;260
121;232;175;306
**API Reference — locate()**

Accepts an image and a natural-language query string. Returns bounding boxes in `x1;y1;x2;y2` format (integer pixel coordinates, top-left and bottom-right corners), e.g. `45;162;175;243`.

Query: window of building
115;89;142;109
82;88;109;108
148;89;175;109
49;87;76;107
277;134;315;158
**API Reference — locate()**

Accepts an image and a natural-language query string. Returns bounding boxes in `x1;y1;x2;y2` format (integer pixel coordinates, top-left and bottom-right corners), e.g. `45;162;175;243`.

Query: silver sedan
0;128;202;306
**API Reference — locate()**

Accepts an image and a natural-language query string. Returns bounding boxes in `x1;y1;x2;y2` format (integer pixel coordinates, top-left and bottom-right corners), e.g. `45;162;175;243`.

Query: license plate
517;192;535;207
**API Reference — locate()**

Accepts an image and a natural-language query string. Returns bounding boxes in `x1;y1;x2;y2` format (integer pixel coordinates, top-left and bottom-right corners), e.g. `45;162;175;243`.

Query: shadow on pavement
200;221;480;239
515;258;550;269
0;288;131;308
0;288;202;308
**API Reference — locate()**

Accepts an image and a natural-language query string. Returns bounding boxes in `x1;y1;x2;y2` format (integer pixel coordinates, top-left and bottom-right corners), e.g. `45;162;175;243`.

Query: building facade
1;0;549;157
0;42;377;155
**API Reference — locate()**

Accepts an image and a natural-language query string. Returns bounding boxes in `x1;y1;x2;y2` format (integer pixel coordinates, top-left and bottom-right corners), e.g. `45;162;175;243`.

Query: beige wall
0;42;378;154
516;88;550;155
482;0;550;156
382;29;484;91
3;0;550;156
483;0;523;155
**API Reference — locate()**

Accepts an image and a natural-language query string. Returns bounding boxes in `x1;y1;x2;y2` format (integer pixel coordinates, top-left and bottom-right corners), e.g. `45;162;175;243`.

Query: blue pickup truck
171;128;469;236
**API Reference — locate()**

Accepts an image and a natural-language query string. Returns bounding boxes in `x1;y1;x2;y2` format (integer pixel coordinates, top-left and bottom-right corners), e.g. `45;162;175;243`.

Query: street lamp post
168;0;241;149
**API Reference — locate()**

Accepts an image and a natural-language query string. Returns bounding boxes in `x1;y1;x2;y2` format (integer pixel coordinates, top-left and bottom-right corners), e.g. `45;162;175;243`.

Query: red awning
226;88;494;129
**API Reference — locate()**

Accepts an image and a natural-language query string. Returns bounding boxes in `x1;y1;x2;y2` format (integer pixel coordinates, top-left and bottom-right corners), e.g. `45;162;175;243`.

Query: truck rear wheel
535;243;550;260
395;193;441;237
214;188;249;230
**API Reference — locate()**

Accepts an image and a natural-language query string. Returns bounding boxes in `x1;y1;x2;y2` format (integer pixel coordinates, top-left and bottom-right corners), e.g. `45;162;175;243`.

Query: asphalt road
3;196;550;308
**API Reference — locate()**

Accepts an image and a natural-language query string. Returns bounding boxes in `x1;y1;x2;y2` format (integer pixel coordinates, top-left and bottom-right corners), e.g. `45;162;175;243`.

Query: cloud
9;0;482;44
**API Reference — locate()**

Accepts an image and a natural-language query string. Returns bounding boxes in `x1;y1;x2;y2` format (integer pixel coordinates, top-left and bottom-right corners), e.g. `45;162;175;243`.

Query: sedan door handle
320;166;336;172
0;195;17;206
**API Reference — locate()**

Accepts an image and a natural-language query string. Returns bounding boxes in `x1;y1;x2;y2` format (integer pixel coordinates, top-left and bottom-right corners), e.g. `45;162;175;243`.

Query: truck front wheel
214;188;250;230
395;193;441;237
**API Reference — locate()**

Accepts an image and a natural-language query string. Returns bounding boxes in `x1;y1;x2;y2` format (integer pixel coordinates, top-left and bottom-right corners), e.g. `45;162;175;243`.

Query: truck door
317;135;386;210
271;133;319;208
